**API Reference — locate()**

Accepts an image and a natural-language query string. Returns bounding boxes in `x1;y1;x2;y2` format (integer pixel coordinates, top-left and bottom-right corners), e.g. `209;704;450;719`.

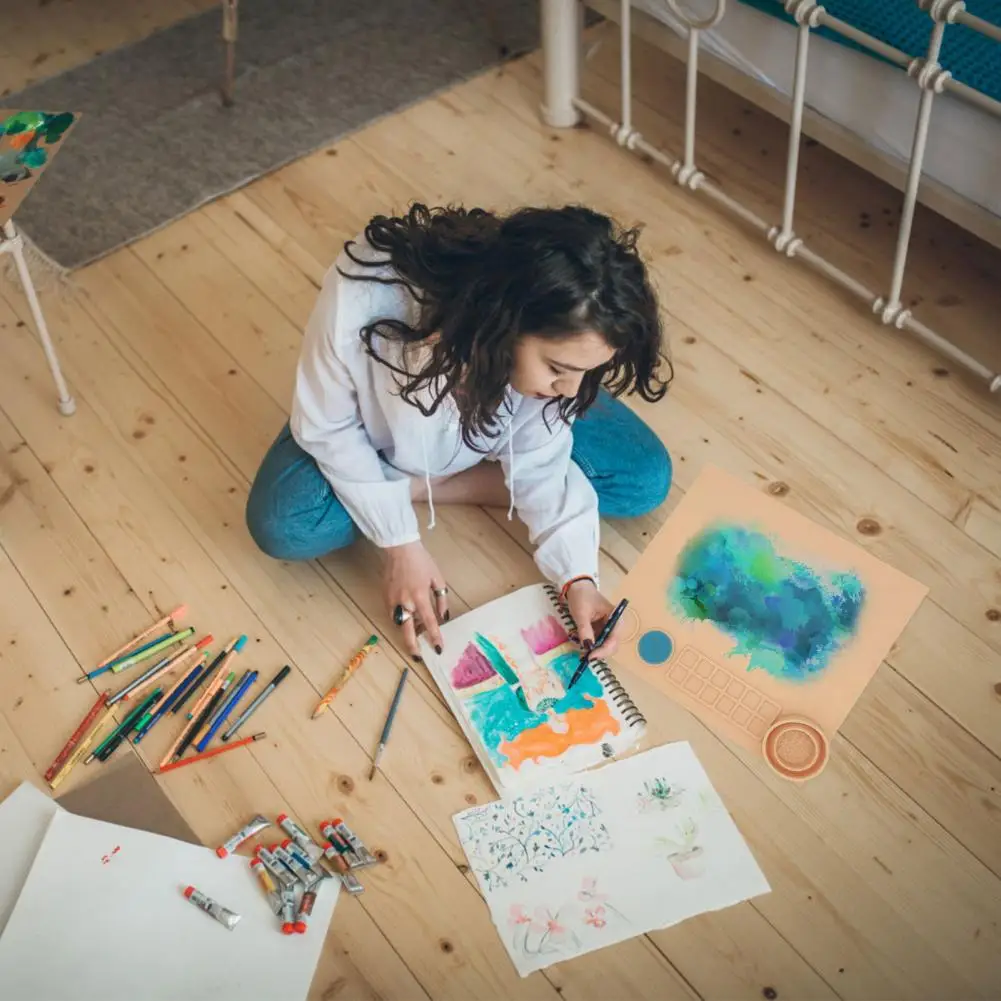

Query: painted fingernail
412;655;423;664
435;645;443;655
582;639;594;652
443;611;451;623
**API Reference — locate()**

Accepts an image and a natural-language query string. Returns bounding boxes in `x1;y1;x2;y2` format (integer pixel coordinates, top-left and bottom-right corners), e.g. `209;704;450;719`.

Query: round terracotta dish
762;717;829;782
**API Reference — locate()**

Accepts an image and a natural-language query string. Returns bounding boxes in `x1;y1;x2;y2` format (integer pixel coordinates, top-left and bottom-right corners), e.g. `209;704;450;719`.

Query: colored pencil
107;635;212;707
368;667;408;780
221;665;290;741
49;706;116;791
158;732;266;774
97;691;164;763
133;657;207;744
311;635;379;719
176;672;234;760
196;670;257;753
87;689;161;764
187;636;246;719
78;627;194;684
172;641;232;716
93;604;188;669
44;691;109;782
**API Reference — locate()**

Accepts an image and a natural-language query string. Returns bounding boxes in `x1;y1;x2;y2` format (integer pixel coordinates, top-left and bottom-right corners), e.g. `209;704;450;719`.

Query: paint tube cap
281;922;295;935
294;921;307;934
234;635;248;652
280;838;293;850
183;886;195;899
319;819;333;831
215;846;229;858
249;858;261;869
276;813;288;824
763;717;829;782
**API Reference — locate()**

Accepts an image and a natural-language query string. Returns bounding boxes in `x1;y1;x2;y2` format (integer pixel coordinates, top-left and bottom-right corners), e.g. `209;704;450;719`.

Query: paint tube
276;812;323;863
294;882;318;934
323;843;365;895
283;840;327;885
250;858;282;916
255;845;297;890
276;840;319;887
321;818;377;868
183;886;241;931
216;815;270;859
318;822;361;867
280;886;297;935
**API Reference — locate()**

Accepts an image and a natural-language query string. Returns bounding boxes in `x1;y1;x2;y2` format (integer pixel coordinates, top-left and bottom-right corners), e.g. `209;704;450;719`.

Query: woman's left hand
565;579;620;659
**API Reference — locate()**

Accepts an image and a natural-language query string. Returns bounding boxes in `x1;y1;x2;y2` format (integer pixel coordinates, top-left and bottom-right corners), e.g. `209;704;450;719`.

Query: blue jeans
246;393;672;561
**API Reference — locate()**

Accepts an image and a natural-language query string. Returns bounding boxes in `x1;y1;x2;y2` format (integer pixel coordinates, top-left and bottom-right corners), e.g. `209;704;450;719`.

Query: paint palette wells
612;467;928;774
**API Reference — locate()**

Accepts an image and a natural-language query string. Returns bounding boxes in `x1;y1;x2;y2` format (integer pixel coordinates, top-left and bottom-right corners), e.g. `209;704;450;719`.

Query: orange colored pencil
311;635;379;718
158;663;229;768
157;732;266;774
186;637;244;720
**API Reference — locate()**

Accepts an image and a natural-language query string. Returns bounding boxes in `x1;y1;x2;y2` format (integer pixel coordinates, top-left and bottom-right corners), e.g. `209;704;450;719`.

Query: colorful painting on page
613;466;927;755
0;110;78;227
449;613;620;774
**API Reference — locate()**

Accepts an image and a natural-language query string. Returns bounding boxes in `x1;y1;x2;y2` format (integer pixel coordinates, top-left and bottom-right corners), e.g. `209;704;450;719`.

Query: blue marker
134;661;206;744
194;669;258;753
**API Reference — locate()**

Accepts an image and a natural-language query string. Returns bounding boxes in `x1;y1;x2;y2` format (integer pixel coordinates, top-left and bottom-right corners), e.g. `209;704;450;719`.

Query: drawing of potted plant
656;817;706;880
637;777;685;813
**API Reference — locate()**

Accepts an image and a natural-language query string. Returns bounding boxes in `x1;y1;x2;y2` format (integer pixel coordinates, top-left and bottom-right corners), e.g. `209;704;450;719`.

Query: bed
539;0;1001;392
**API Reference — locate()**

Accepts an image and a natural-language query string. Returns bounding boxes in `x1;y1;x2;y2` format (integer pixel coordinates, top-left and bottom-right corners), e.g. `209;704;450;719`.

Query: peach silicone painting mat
612;466;928;754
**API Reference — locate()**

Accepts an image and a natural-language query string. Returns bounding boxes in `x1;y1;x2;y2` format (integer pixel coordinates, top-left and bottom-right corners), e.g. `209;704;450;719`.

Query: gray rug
7;0;539;270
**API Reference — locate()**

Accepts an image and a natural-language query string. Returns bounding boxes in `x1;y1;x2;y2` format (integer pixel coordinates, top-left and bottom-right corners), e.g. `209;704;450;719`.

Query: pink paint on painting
508;904;533;928
451;642;497;690
584;906;607;928
520;616;570;656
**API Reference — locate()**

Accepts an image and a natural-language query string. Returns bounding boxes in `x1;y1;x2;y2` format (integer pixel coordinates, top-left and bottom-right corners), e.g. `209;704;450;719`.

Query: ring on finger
393;604;415;626
432;586;449;598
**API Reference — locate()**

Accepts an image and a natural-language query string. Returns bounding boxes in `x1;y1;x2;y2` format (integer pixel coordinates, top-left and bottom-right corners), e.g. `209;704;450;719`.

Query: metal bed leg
1;220;76;416
541;0;582;126
221;0;238;108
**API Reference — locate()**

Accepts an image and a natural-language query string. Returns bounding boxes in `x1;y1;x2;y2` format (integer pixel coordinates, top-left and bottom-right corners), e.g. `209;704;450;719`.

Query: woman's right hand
383;541;448;659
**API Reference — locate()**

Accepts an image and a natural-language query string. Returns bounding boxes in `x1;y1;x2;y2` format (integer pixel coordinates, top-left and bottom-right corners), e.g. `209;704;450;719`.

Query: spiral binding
543;585;646;729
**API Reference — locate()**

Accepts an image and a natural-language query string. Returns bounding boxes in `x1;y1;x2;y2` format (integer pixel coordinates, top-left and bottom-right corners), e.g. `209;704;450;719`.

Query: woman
247;203;672;659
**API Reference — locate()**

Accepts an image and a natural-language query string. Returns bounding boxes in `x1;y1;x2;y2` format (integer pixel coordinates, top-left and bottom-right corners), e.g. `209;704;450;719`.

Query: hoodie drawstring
506;431;516;522
419;420;436;531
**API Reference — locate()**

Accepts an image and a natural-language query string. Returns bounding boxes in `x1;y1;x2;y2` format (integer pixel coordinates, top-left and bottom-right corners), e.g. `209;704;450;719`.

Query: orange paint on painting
499;697;621;769
8;131;34;150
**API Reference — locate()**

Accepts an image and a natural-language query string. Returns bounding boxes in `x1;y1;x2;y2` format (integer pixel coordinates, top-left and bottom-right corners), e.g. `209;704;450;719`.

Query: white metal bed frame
540;0;1001;393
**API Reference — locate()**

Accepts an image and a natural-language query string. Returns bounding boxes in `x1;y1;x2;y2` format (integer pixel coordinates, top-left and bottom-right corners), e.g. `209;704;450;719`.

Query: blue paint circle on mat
637;630;673;665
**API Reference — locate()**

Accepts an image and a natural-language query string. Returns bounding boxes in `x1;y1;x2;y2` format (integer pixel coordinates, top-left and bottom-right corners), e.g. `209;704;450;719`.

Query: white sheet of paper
0;810;339;1001
453;741;770;976
0;782;60;937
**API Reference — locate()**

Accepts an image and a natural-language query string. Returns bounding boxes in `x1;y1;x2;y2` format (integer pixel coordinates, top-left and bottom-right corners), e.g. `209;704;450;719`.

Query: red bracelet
560;575;596;603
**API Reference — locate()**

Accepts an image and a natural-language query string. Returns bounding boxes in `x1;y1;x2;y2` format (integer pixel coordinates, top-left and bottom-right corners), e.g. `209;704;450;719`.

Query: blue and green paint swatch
669;523;866;681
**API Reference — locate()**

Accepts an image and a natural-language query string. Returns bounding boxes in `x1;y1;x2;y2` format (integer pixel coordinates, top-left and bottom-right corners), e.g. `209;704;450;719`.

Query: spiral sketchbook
419;584;645;793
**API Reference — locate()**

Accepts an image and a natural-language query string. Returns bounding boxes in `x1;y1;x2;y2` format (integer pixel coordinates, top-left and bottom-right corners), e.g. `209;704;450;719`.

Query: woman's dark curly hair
339;202;670;450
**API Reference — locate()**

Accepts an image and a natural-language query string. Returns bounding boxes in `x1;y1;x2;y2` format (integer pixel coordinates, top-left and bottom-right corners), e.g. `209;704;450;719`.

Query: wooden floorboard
1;14;1000;1001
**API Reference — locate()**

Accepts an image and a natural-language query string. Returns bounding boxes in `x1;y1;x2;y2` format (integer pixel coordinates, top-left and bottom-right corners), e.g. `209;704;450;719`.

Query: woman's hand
565;579;620;659
383;541;449;659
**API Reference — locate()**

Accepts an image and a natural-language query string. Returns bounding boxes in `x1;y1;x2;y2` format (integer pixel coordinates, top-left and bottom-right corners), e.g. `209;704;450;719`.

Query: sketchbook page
453;741;769;977
0;782;60;937
0;810;339;1001
420;584;640;794
612;466;928;753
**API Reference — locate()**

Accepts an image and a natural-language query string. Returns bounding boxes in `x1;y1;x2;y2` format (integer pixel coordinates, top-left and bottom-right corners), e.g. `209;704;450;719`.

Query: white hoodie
289;243;600;587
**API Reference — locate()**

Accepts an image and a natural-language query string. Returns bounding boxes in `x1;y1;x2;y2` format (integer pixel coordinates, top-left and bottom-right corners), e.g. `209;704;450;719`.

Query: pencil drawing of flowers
455;784;613;890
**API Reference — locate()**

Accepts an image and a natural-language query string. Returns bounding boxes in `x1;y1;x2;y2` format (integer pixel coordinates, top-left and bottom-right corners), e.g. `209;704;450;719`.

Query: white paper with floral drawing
453;741;769;976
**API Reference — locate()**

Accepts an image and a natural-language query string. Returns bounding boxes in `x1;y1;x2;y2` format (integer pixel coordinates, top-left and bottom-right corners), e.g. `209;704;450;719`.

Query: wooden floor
2;5;1001;999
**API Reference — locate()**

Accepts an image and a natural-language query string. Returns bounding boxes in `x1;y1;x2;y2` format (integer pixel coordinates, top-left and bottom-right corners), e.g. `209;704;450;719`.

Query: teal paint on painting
669;522;865;681
465;651;603;768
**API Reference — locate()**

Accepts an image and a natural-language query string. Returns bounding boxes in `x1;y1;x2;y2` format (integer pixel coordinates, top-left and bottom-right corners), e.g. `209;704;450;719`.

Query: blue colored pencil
134;661;205;744
195;670;258;753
